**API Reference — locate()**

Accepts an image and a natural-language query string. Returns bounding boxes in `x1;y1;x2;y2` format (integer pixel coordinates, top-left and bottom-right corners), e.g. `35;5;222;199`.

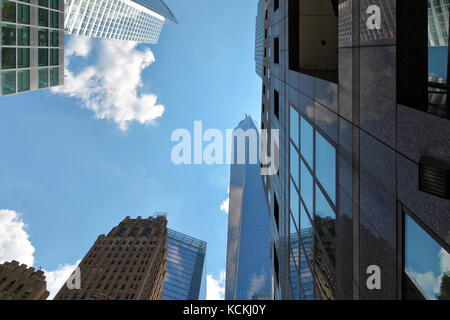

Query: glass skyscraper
257;0;449;300
428;0;450;46
163;229;207;300
0;0;65;97
63;0;177;43
225;115;272;300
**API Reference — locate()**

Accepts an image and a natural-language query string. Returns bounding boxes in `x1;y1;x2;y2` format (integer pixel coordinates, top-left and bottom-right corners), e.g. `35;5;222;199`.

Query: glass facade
63;0;177;44
289;105;337;299
258;0;450;300
163;229;207;300
225;116;272;300
289;229;313;300
1;0;64;96
404;212;450;300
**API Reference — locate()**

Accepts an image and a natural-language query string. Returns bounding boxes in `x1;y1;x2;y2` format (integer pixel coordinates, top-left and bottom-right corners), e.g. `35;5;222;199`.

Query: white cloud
406;248;450;300
206;270;226;300
439;248;450;273
44;260;81;300
0;209;80;300
220;197;229;215
65;36;92;57
406;269;440;300
52;36;164;130
0;209;35;266
219;186;230;215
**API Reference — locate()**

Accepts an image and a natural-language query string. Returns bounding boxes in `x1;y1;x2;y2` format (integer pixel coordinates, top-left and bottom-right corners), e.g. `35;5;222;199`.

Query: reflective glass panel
290;143;299;187
315;184;336;266
316;131;336;204
38;8;48;26
300;202;312;231
290;106;299;148
50;49;58;66
50;11;59;28
38;28;48;46
290;179;299;232
2;23;16;45
50;30;59;47
17;3;30;24
38;49;48;66
17;48;30;68
2;48;15;69
301;117;313;168
300;159;313;215
2;71;16;95
17;69;30;92
38;68;48;88
50;0;58;10
17;26;30;46
2;0;16;22
405;213;450;300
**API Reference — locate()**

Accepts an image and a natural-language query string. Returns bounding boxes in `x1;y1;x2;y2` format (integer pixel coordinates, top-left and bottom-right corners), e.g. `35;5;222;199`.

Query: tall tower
225;115;272;300
54;215;168;300
257;0;450;300
0;260;50;300
63;0;178;43
163;229;207;300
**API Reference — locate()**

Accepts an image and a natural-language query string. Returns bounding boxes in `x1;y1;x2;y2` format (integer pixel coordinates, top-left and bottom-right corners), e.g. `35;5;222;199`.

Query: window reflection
427;0;449;118
404;213;450;300
290;143;299;187
290;106;299;148
300;117;313;167
290;179;299;232
300;202;312;231
300;159;313;215
315;132;336;204
315;184;336;266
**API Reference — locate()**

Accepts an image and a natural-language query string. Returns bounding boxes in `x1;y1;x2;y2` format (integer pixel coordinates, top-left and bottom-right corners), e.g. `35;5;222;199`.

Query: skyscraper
225;115;272;300
0;0;65;97
163;228;207;300
257;0;450;300
63;0;177;43
428;0;450;46
0;260;50;300
54;215;168;300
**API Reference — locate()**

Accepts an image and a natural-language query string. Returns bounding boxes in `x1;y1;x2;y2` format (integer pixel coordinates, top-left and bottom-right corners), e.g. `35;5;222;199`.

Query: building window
17;26;30;46
274;37;279;64
38;8;48;27
38;28;48;46
17;3;30;24
2;71;16;95
288;0;338;83
2;48;15;69
274;0;279;11
119;228;127;237
50;11;59;28
274;89;279;119
404;212;450;300
401;0;450;119
2;0;16;22
2;24;16;45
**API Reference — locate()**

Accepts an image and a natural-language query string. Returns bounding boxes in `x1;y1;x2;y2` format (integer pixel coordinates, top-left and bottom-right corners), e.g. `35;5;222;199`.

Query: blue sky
0;0;261;298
